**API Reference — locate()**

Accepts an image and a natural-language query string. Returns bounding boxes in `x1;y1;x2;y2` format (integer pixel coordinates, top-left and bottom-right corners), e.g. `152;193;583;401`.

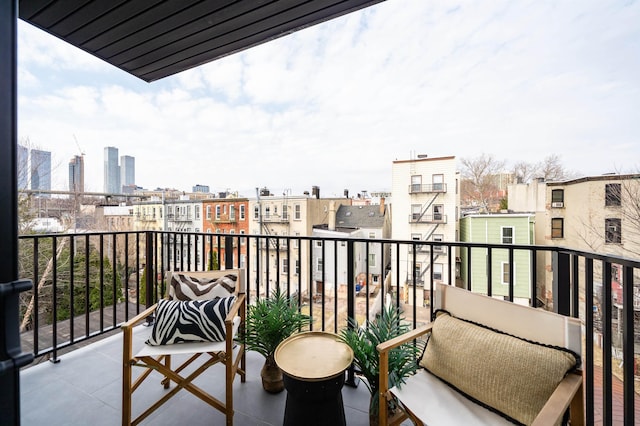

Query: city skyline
17;1;640;197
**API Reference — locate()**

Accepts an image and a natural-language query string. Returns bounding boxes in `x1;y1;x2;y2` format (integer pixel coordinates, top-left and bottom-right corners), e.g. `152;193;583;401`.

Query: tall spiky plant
339;304;423;424
241;288;311;392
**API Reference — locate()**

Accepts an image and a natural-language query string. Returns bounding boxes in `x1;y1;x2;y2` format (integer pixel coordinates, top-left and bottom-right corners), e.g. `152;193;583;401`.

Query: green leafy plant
339;305;423;423
241;288;311;392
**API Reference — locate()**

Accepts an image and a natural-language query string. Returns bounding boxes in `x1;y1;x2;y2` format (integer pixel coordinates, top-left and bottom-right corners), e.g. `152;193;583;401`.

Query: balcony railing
16;230;640;425
408;183;447;193
409;213;447;223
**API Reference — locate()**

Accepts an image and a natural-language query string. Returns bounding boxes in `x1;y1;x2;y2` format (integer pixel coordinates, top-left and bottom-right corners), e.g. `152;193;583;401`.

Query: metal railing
17;230;640;425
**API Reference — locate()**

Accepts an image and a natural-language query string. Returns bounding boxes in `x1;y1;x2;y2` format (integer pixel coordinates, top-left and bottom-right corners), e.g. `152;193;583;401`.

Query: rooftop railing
17;230;640;425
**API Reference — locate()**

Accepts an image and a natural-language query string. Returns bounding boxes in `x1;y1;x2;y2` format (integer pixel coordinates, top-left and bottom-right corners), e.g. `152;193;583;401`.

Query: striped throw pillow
169;273;237;300
146;296;237;345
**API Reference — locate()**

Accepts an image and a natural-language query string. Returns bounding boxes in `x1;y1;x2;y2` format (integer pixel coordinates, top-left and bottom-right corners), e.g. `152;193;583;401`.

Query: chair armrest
532;371;583;426
377;323;432;426
121;304;158;331
377;323;432;354
121;304;157;362
225;293;246;325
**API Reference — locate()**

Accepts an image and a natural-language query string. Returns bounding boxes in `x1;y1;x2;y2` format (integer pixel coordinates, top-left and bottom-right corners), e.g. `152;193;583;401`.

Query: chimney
328;201;336;231
379;197;385;215
312;185;320;199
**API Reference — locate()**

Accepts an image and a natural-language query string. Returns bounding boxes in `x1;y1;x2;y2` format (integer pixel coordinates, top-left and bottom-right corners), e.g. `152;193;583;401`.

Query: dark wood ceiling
19;0;384;82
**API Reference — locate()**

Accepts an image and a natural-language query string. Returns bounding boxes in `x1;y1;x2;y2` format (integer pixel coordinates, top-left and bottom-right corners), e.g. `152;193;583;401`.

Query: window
433;205;444;222
240;230;246;245
265;206;271;218
294;232;300;248
501;262;511;285
410;175;422;192
411;204;421;221
368;253;376;267
282;258;289;274
433;234;444;253
187;205;191;219
551;189;564;207
254;205;259;220
295;260;300;275
152;207;156;218
413;263;422;283
282;206;288;220
433;264;443;281
605;184;621;207
206;206;211;220
230;205;236;220
369;232;375;239
315;240;322;248
551;218;564;238
432;174;444;191
240;204;245;220
316;257;323;272
605;218;622;244
215;205;221;220
501;227;514;244
195;205;200;219
294;204;301;220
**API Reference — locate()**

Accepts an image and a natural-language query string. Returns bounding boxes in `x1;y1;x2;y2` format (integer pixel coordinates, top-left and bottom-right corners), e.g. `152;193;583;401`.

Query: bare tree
460;153;507;210
539;154;571;181
512;161;541;184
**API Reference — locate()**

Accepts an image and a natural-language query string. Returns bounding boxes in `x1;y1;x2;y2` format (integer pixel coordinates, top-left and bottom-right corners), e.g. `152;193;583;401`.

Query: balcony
408;214;447;224
12;231;640;425
20;337;374;425
261;214;290;223
408;183;447;194
166;213;193;222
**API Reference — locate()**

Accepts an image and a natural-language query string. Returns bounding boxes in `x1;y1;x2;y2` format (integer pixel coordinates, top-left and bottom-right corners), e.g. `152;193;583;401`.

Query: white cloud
16;0;640;196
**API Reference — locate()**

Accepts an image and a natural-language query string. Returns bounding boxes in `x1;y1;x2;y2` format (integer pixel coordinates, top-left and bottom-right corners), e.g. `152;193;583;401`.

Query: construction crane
73;134;85;156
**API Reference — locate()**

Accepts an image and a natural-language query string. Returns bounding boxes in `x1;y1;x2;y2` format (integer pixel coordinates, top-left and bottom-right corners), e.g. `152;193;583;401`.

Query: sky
17;0;640;198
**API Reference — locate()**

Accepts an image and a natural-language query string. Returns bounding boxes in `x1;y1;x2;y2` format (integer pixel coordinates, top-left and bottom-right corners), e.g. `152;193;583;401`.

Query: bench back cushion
419;312;579;425
167;270;241;300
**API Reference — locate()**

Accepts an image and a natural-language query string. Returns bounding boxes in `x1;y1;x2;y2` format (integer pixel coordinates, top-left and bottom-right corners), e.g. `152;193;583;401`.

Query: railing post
224;235;233;269
552;251;571;316
145;232;154;319
345;240;358;387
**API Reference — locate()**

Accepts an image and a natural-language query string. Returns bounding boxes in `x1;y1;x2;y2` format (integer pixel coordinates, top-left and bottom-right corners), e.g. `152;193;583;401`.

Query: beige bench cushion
419;312;579;425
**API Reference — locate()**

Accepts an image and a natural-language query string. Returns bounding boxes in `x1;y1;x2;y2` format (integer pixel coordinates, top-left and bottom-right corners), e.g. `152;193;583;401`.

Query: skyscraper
104;146;120;194
120;155;135;191
18;144;28;190
31;149;52;197
69;155;84;193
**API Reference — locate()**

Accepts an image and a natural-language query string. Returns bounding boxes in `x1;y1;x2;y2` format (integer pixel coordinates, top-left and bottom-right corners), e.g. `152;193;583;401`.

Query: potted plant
339;304;423;426
241;289;311;393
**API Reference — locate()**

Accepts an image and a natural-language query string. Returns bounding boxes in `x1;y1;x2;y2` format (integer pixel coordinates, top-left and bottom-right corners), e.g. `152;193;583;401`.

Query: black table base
282;372;347;426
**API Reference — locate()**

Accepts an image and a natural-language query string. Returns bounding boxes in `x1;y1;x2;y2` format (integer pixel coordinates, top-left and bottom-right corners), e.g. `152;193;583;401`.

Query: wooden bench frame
377;283;584;426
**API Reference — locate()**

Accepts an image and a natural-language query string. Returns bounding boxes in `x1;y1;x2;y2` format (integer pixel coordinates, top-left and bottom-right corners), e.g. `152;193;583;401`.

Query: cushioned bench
377;284;583;426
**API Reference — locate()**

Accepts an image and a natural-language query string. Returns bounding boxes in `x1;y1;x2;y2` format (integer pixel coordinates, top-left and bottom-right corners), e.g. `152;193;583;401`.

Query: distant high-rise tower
31;149;51;197
69;155;85;193
18;144;28;190
120;155;135;191
104;146;120;194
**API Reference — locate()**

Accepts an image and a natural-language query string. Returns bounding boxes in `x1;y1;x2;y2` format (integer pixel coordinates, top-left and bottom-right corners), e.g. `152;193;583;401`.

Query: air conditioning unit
551;202;564;208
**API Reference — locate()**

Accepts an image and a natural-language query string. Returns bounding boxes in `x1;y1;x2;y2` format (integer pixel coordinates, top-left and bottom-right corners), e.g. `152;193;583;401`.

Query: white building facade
391;156;460;305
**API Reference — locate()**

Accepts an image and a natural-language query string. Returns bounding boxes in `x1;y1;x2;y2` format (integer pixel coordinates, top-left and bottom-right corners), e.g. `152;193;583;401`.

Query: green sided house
459;213;535;305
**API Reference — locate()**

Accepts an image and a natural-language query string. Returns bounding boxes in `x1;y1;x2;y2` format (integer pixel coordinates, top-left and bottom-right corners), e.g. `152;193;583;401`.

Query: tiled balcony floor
20;326;376;426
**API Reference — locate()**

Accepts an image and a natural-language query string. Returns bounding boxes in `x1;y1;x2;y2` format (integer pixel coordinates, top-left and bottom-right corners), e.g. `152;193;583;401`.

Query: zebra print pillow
169;273;237;301
146;296;237;346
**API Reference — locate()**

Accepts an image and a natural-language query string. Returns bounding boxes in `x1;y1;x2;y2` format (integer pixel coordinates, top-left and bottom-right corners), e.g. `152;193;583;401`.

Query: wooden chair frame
122;270;246;426
377;284;584;426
